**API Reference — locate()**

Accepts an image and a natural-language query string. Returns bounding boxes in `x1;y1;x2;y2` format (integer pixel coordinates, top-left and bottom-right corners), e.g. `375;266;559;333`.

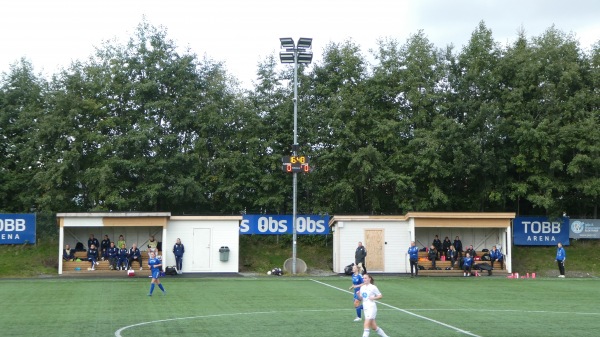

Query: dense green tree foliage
1;21;598;219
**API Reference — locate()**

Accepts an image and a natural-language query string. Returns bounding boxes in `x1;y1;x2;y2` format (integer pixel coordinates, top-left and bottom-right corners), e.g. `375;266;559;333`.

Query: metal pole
292;46;298;275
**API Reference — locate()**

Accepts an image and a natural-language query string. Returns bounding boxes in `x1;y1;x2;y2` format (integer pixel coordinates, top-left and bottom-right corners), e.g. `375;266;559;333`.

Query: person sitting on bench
463;252;474;277
428;245;438;269
128;243;143;271
490;245;504;269
107;242;119;270
117;243;129;270
87;244;99;270
63;244;75;261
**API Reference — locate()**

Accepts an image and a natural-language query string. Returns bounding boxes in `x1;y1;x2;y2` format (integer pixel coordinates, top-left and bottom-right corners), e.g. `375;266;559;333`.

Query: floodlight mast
279;37;312;275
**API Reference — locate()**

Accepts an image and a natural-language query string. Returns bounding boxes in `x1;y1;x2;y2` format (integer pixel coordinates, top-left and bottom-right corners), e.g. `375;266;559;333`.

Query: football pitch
2;275;599;337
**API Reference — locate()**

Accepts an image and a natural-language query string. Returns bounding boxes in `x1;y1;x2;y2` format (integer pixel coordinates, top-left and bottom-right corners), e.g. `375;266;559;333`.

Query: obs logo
571;221;584;234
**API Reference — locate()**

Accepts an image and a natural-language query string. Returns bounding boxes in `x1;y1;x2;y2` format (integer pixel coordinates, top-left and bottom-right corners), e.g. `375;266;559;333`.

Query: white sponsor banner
570;219;600;239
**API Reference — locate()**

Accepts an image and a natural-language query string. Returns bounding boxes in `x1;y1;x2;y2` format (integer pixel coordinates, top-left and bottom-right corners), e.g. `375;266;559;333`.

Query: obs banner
570;219;600;239
513;216;569;246
0;213;36;244
240;215;330;235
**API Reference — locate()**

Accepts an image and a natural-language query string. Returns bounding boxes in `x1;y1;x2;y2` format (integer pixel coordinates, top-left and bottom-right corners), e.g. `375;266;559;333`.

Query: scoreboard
282;155;310;173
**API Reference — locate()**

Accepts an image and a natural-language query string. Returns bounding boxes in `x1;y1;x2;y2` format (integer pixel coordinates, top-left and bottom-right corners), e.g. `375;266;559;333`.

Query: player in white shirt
358;274;390;337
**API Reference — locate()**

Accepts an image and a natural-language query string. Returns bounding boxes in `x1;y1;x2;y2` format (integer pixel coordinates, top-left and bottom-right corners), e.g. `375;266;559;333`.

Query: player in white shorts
358;274;390;337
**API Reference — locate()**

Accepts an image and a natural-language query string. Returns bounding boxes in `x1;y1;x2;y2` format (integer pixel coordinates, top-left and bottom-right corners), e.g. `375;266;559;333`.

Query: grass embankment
513;239;600;277
0;238;58;277
1;236;599;278
239;235;333;273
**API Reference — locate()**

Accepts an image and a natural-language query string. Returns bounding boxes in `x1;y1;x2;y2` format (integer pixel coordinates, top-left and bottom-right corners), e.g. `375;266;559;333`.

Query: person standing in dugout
407;241;419;277
100;235;111;261
454;235;463;259
432;235;443;259
355;241;368;274
172;238;185;274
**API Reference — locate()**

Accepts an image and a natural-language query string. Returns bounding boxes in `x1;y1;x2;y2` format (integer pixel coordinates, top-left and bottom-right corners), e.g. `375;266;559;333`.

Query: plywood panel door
192;228;211;271
365;229;385;272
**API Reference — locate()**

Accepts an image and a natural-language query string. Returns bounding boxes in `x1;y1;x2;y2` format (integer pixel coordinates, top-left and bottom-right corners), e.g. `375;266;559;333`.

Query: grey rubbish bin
219;246;230;262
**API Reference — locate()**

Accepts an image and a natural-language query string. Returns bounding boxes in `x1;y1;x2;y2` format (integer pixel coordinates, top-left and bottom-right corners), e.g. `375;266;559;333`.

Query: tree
35;21;241;213
501;26;591;216
245;55;293;214
307;41;386;214
0;59;47;212
446;21;507;211
368;32;454;212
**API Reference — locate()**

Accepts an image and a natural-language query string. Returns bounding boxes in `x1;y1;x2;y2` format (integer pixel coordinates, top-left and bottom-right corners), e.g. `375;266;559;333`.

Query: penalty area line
310;279;481;337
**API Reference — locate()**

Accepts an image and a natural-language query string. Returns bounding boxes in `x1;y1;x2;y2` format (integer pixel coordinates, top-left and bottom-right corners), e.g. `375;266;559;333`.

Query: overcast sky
1;0;599;88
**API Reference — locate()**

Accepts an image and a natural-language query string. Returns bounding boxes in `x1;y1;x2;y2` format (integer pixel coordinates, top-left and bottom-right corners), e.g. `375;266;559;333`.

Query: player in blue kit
349;264;364;322
147;250;166;296
463;252;474;277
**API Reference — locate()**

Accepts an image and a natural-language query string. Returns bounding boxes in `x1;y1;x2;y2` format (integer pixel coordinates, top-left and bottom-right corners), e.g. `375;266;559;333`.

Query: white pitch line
114;308;350;337
407;308;600;316
311;279;482;337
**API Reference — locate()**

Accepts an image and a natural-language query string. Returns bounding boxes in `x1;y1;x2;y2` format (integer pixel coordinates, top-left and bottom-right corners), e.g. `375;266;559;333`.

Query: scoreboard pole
292;47;299;275
280;37;313;275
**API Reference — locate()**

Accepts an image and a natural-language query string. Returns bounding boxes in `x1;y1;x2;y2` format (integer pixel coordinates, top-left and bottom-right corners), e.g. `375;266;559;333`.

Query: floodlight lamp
297;37;312;49
297;52;313;64
280;37;295;49
279;52;295;63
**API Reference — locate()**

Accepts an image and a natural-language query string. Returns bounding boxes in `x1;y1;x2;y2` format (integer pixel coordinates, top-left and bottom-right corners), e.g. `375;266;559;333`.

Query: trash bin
219;246;230;262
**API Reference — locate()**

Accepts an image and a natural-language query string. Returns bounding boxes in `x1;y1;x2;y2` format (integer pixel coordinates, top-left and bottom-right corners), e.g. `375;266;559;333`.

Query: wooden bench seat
418;250;490;258
415;254;506;276
73;251;88;259
418;268;507;276
62;259;152;276
71;250;161;261
63;250;161;275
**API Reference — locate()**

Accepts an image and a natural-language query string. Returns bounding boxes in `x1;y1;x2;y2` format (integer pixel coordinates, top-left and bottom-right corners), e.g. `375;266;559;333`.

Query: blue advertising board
0;213;36;244
513;216;569;246
240;215;330;235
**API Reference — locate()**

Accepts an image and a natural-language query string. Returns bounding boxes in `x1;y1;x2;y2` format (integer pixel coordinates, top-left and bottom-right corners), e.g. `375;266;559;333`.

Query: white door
192;228;211;271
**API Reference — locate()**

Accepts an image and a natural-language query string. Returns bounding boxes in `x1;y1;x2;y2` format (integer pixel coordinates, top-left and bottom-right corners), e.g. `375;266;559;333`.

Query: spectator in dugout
442;236;452;259
63;244;75;261
462;252;474;277
466;245;477;259
147;235;158;255
117;243;129;270
453;235;463;259
432;235;442;259
448;245;457;269
128;243;143;271
490;245;504;269
428;244;438;269
100;235;111;261
88;234;99;252
117;235;126;251
87;244;99;270
107;242;119;270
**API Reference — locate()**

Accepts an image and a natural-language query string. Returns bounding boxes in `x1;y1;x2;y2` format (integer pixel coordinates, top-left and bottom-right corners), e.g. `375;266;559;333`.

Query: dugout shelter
330;212;515;274
57;212;241;275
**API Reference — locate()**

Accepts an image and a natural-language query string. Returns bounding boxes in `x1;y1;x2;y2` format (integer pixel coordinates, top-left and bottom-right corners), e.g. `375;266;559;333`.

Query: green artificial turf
2;275;599;336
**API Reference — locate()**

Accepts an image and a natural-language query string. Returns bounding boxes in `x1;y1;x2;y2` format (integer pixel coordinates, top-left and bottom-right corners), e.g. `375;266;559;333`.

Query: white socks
363;327;388;337
376;327;389;337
